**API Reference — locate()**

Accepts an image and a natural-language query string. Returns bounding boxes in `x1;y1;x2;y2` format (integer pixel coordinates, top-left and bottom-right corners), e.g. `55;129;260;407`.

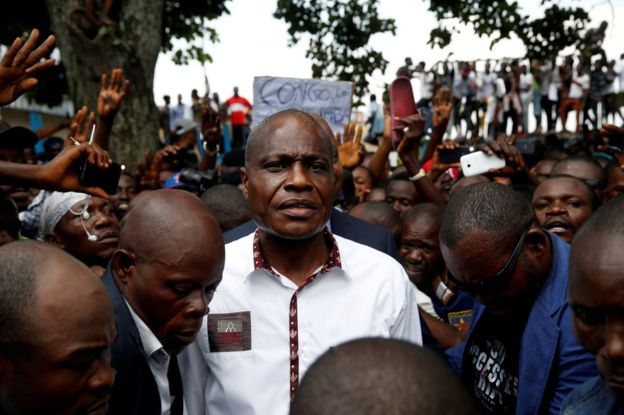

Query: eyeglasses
446;229;528;295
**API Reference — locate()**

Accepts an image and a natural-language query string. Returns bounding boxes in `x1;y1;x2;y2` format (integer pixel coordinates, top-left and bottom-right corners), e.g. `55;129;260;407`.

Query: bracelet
408;168;426;182
202;142;220;156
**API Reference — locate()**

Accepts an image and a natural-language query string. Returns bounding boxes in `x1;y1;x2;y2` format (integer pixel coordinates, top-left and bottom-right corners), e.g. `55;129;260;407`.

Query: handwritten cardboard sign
252;76;353;134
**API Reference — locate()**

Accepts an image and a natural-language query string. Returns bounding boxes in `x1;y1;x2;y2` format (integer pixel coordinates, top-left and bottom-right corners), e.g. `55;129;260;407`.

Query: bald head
120;189;223;262
292;338;478;415
0;241;116;415
0;241;108;351
349;201;401;240
403;202;443;226
245;110;334;167
115;189;224;353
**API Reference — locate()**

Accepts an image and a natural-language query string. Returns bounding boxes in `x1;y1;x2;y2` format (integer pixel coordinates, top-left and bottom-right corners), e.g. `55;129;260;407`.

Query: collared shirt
125;300;172;415
181;230;422;415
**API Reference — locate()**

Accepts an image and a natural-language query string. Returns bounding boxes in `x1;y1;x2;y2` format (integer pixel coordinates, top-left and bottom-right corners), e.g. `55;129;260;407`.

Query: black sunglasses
447;229;528;295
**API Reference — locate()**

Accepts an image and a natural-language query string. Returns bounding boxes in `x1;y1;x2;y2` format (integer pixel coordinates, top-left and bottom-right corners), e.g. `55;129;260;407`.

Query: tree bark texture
46;0;164;169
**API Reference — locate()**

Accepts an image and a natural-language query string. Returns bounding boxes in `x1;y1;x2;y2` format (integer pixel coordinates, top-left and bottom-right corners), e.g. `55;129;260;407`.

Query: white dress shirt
180;231;422;415
125;300;173;415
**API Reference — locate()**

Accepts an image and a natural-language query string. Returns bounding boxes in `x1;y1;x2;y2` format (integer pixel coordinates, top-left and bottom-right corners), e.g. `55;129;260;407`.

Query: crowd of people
389;21;624;142
3;26;624;415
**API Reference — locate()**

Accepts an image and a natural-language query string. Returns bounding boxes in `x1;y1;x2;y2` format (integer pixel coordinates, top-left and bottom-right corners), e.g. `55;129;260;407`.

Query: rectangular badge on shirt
208;311;252;352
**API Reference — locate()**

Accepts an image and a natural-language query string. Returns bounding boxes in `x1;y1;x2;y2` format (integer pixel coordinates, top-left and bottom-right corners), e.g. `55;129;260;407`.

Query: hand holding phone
79;158;122;195
439;145;474;164
460;151;506;177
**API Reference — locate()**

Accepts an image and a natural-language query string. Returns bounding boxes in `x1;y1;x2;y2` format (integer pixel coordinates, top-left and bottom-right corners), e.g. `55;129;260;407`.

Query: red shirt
225;96;252;125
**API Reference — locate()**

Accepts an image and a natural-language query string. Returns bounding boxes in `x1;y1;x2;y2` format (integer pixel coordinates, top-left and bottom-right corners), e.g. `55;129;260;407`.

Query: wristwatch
408;168;426;182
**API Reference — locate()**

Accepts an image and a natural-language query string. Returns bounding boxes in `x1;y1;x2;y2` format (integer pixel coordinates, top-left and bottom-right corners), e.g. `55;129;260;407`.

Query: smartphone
79;158;122;195
514;138;536;155
460;151;506;177
389;77;418;148
439;145;474;164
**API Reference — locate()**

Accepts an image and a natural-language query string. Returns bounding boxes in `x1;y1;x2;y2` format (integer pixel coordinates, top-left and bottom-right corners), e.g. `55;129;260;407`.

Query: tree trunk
46;0;164;170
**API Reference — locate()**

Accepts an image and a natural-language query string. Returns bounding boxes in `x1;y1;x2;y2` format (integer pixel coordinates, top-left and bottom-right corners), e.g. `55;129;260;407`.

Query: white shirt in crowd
412;71;435;101
180;232;422;415
125;300;178;415
519;72;534;102
477;71;497;100
569;72;590;99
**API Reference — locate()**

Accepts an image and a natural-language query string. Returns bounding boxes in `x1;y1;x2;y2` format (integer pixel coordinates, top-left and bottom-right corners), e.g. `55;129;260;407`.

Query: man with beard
441;183;596;414
532;175;596;243
182;110;420;415
399;204;474;348
563;195;624;414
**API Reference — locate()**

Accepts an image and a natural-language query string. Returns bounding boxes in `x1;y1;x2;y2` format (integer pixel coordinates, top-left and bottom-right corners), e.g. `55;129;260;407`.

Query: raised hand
480;136;526;176
38;143;111;198
335;122;364;169
67;106;96;146
395;112;426;158
429;141;462;178
432;87;453;128
97;68;130;119
0;29;56;106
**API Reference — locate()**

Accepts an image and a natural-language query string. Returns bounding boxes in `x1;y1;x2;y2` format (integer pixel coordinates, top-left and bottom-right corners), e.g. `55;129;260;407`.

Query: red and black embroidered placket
253;229;342;401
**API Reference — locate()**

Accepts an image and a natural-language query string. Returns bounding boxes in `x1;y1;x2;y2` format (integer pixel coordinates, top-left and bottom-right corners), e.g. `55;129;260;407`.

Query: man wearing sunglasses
440;183;597;415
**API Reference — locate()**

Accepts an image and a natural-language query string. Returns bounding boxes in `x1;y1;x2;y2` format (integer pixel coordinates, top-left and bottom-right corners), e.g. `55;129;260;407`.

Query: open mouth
543;220;572;234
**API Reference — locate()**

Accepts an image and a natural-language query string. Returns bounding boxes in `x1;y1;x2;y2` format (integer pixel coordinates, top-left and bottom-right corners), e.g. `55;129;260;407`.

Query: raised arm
95;68;130;150
0;29;56;106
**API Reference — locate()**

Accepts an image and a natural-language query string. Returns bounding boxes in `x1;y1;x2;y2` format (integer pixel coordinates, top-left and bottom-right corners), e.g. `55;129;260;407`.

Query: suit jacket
102;268;161;415
224;209;399;260
446;234;597;415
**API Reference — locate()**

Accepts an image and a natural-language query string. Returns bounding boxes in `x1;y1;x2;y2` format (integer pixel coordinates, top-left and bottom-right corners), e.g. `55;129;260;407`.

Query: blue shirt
447;233;598;414
561;376;624;415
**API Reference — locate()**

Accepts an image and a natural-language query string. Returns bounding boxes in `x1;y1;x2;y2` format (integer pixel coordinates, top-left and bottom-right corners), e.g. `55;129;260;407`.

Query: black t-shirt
461;307;531;415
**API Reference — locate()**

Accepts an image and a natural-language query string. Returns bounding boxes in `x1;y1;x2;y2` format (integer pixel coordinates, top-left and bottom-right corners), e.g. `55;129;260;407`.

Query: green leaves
427;0;589;61
162;0;230;65
274;0;396;104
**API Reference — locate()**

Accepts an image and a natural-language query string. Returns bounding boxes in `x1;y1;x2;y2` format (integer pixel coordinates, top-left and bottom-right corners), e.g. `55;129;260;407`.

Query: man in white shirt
519;64;534;134
477;61;499;139
181;109;422;415
102;190;225;415
559;65;589;133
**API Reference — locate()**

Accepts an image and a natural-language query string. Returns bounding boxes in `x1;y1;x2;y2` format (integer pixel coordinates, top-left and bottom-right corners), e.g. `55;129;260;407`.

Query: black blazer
102;268;161;415
224;209;399;260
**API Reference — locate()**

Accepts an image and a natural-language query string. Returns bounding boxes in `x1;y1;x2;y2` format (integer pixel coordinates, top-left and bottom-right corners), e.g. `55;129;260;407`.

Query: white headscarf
39;191;90;239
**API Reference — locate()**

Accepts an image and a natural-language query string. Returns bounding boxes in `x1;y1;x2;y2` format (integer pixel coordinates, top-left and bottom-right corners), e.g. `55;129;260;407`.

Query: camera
178;168;218;194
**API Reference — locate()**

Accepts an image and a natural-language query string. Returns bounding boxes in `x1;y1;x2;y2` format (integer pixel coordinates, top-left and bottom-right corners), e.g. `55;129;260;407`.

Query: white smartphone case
460;151;506;177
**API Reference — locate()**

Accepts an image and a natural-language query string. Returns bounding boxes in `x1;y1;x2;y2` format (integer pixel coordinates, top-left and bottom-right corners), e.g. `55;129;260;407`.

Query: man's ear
524;224;549;259
240;167;249;200
44;233;64;250
111;249;136;286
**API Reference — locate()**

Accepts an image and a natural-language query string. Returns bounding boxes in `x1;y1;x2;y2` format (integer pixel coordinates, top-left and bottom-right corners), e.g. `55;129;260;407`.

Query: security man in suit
103;189;224;415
